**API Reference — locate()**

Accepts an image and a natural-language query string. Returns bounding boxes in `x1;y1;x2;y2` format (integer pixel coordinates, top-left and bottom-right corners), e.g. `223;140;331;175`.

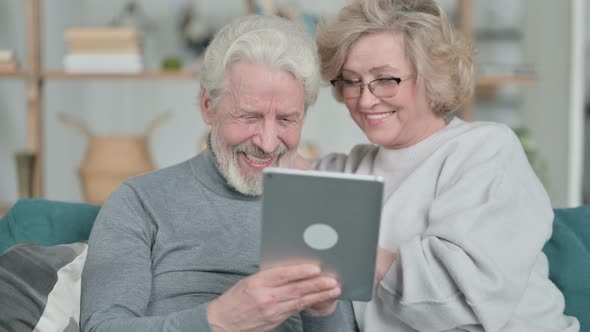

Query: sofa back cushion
0;199;99;254
543;206;590;331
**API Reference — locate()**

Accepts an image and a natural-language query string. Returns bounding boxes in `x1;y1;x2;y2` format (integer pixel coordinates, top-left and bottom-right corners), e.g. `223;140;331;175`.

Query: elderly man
80;15;355;332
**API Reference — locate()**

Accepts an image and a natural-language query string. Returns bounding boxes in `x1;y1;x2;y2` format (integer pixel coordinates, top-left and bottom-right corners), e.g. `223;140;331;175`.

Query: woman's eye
342;79;361;86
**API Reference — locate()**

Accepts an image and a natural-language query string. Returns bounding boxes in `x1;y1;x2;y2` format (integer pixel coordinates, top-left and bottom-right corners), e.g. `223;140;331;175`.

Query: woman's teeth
366;111;395;120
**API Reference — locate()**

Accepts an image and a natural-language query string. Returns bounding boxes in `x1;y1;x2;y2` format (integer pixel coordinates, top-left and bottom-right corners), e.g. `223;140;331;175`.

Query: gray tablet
260;167;384;301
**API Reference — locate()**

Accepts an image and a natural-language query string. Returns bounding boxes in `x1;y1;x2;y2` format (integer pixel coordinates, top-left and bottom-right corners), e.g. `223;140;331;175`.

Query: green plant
513;127;550;190
161;56;182;71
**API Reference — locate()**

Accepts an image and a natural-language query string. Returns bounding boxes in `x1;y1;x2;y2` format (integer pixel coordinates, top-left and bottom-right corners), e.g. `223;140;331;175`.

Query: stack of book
64;27;143;73
0;50;19;72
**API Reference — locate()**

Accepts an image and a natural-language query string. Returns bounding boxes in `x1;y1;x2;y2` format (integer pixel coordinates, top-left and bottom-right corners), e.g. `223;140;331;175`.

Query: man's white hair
200;15;320;111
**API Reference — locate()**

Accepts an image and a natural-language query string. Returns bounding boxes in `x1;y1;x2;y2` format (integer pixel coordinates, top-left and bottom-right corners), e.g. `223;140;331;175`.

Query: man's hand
302;271;341;317
208;264;341;332
375;248;397;289
303;298;339;317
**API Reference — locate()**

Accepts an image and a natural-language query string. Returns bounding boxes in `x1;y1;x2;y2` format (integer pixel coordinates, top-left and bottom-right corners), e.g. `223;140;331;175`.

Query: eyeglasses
330;75;414;99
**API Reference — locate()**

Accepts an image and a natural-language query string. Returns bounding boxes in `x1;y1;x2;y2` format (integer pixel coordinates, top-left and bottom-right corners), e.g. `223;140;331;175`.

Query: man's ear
200;89;214;125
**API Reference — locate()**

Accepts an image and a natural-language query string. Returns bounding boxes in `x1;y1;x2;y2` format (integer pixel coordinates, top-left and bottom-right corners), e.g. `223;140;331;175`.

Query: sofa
0;199;588;331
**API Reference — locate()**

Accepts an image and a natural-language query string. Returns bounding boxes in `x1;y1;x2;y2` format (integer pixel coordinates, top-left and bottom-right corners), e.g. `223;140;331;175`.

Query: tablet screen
259;167;384;301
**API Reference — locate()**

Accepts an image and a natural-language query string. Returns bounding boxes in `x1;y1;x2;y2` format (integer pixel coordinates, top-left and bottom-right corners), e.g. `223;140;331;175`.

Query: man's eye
279;117;295;123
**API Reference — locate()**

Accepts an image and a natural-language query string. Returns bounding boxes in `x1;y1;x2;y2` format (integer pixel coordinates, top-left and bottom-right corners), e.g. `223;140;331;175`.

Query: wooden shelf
476;74;535;88
475;74;535;99
0;203;12;218
43;71;199;80
0;71;29;78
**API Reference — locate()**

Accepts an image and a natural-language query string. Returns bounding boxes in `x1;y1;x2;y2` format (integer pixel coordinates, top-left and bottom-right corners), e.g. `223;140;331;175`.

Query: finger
288;286;342;314
305;299;339;317
310;298;338;311
257;263;321;287
265;286;342;319
300;286;342;306
273;275;339;301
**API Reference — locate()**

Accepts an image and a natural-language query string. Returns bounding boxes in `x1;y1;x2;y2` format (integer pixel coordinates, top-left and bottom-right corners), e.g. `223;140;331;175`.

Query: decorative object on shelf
59;112;171;204
248;0;318;36
110;0;156;69
111;0;155;33
14;151;36;199
179;1;213;57
0;50;19;73
513;127;550;190
161;55;183;71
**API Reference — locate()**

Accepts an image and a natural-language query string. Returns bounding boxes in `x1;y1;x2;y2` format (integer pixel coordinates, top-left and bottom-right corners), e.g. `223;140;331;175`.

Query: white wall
522;0;585;207
583;0;590;204
0;0;28;203
0;0;365;203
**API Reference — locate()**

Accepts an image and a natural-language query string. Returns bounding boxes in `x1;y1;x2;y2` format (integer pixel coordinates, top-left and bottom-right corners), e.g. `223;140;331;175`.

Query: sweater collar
375;117;465;171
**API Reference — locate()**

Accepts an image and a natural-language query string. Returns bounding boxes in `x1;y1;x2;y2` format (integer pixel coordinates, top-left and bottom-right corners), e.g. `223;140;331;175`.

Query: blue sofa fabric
0;199;100;254
543;206;590;331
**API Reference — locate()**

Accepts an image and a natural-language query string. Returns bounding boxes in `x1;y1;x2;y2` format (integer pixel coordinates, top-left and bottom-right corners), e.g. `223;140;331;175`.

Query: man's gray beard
210;128;296;196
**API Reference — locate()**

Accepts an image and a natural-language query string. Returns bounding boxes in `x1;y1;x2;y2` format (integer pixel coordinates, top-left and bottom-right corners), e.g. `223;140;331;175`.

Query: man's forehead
229;94;304;117
223;64;305;114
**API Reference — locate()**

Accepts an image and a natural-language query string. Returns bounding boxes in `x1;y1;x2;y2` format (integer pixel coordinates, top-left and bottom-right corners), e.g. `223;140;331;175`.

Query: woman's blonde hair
317;0;474;115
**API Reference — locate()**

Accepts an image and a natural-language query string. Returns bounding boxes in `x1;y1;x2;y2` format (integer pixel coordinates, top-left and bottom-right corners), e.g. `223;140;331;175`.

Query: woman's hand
375;247;397;289
289;154;313;170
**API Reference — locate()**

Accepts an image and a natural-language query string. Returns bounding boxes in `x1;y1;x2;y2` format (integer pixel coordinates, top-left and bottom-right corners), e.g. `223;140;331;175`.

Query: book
68;41;141;54
64;53;143;73
0;50;15;62
65;27;139;42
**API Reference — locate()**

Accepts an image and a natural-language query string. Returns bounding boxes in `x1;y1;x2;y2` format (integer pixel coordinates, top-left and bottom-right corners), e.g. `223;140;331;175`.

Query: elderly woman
313;0;580;331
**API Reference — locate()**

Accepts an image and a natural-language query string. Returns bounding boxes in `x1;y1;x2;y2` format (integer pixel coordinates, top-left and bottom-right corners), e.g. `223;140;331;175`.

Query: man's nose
252;122;280;154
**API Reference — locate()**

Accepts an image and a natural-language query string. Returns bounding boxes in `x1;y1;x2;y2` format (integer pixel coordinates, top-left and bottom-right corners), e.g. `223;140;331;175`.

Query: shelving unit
2;0;201;200
3;0;537;201
25;0;43;198
457;0;535;121
43;71;199;80
476;74;535;88
0;71;29;78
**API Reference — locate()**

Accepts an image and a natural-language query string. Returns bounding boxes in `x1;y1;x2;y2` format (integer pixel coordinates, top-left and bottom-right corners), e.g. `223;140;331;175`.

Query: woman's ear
200;89;214;125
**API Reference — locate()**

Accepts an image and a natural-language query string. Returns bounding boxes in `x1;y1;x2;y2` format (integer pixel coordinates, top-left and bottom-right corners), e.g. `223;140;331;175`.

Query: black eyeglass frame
329;75;414;98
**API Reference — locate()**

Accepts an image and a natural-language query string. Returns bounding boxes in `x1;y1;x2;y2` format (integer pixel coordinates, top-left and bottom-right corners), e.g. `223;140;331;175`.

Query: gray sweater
80;149;356;332
316;118;578;331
